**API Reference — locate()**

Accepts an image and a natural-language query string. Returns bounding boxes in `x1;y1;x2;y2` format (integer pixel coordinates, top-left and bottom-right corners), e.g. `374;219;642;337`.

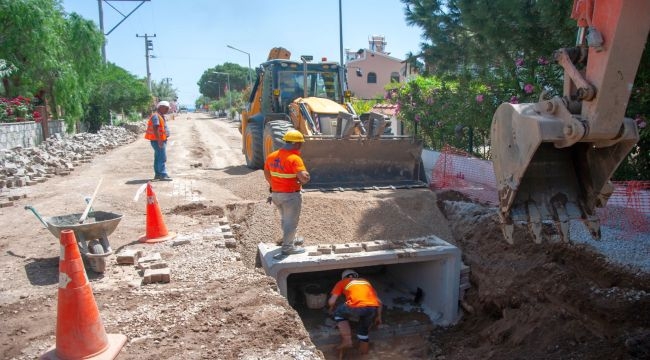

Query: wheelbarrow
25;205;123;273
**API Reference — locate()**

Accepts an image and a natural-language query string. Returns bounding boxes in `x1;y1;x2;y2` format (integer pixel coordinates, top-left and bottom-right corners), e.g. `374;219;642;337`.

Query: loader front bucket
300;138;427;191
491;102;639;244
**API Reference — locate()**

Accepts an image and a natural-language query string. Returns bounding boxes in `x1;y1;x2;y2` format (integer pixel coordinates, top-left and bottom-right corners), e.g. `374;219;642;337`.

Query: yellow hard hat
282;130;305;143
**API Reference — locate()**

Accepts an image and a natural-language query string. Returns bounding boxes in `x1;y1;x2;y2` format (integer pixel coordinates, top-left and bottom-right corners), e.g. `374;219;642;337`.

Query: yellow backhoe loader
491;0;650;243
241;48;427;190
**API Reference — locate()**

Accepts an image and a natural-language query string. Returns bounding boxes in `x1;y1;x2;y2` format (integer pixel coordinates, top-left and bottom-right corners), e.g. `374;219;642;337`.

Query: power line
97;0;151;63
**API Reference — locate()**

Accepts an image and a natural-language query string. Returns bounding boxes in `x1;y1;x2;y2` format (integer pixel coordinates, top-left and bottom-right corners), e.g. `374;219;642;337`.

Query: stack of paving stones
116;249;171;285
0;123;146;207
114;216;236;285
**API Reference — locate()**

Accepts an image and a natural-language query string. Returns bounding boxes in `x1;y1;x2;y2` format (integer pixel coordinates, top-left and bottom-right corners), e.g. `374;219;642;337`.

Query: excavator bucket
300;138;427;191
491;102;638;244
491;0;649;244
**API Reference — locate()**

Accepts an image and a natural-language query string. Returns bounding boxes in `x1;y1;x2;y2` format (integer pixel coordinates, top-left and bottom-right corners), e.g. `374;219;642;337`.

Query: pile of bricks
0;123;145;207
116;249;171;285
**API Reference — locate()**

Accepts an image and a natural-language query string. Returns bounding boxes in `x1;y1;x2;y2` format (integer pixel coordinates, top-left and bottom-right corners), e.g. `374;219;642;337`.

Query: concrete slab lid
258;235;460;288
258;234;462;326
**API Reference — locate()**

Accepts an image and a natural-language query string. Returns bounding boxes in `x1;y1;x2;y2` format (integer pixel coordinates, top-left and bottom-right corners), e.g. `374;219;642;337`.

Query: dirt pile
433;191;650;360
224;188;453;268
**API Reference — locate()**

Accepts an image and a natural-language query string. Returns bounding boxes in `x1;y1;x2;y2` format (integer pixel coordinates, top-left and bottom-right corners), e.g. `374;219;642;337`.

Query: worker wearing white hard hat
144;100;172;181
328;269;382;354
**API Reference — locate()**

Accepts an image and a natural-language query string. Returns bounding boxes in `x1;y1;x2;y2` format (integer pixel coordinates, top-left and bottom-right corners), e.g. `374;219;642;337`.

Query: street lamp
212;71;231;110
227;45;252;87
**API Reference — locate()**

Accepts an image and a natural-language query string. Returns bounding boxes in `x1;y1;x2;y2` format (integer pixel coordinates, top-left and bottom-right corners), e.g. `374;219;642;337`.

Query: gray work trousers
271;191;302;251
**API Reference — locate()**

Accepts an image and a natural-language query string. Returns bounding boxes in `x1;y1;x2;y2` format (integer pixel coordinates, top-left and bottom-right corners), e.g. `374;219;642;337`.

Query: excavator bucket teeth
300;138;428;191
491;103;637;243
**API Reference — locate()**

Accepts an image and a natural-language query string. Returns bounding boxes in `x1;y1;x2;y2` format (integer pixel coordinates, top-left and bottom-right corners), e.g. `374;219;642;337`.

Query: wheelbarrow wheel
88;239;107;273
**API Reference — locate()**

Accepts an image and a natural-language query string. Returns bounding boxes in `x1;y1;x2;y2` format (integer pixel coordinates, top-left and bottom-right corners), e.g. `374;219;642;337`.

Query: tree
83;63;150;131
395;0;577;155
0;0;104;126
197;63;250;99
151;79;178;103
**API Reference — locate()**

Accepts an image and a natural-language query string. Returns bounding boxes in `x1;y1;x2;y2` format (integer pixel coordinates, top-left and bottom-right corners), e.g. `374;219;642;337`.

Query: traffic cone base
41;334;127;360
138;231;177;243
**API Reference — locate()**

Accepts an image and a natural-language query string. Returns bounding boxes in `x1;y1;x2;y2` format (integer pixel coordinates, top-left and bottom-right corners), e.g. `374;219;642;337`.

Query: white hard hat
341;269;358;279
157;100;170;108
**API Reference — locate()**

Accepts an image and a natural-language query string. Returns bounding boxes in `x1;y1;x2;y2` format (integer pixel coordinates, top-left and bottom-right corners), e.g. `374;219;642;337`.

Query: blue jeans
333;304;378;341
150;140;168;177
271;192;302;250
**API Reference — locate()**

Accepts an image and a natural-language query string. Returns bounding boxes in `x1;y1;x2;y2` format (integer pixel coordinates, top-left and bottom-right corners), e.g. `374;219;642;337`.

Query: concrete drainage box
258;235;461;325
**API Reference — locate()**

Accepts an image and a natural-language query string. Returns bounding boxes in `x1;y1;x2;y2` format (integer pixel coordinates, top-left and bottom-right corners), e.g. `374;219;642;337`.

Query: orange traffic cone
41;230;126;360
138;182;176;243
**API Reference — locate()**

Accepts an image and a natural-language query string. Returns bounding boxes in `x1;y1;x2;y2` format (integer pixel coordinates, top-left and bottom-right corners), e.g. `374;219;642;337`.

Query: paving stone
138;260;168;270
138;252;162;265
172;238;191;246
142;267;171;284
362;240;390;252
116;249;143;265
332;243;363;254
316;245;332;254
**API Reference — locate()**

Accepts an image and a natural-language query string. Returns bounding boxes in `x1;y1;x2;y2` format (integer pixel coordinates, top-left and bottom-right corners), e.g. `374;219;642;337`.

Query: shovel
79;177;103;224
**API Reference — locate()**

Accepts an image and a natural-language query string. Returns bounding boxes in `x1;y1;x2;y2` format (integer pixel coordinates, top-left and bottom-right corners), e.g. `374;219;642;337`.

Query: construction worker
328;269;382;354
144;101;172;181
264;130;310;256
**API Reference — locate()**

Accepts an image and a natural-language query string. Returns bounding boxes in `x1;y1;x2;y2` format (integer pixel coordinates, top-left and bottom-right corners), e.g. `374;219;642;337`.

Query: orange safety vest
264;148;306;193
144;112;167;141
331;278;381;308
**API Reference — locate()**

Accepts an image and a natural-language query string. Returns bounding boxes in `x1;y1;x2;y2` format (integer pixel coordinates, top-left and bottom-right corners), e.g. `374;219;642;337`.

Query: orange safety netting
430;144;498;206
430;145;649;237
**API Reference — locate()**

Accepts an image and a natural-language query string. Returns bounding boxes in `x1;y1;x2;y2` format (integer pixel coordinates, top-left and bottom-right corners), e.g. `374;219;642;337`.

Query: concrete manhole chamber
258;235;462;347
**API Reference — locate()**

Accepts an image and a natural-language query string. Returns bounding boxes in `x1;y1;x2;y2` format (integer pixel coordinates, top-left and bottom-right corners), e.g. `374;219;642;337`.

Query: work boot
281;246;305;255
277;237;304;247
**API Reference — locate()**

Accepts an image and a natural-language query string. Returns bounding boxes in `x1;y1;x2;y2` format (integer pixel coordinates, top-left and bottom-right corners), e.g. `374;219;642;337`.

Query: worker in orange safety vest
328;269;382;354
144;101;172;181
264;130;310;256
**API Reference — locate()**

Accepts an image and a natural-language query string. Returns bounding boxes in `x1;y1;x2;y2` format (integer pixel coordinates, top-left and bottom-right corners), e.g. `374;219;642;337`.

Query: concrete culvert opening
258;235;462;356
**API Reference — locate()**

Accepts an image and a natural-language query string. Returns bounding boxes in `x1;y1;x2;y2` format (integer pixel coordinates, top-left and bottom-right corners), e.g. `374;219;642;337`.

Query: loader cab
264;60;345;113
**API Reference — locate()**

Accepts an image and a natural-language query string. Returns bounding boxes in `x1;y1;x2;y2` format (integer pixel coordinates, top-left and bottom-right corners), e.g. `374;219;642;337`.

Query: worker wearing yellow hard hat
264;129;310;256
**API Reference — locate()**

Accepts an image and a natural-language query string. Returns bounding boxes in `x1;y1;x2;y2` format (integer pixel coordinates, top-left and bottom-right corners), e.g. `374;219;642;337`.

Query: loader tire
244;121;264;169
263;120;294;159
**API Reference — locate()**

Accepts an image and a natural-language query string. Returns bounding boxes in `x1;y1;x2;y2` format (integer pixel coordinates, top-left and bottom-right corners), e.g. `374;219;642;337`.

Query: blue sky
61;0;425;107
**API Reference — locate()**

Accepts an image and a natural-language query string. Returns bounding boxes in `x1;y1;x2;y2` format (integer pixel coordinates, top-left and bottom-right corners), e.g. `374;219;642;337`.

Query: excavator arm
491;0;650;243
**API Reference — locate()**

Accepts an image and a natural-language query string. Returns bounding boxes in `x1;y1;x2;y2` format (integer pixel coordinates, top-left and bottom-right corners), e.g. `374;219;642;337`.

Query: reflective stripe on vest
344;279;371;290
270;171;297;179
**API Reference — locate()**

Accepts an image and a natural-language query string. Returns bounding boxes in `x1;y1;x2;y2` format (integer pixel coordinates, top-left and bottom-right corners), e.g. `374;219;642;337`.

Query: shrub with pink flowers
0;96;40;123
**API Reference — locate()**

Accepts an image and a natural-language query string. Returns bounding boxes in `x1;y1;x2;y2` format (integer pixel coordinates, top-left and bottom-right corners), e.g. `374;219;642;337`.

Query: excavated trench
226;189;464;357
258;236;461;345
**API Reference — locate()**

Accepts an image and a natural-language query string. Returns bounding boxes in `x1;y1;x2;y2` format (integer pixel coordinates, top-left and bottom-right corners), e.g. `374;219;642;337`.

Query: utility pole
98;0;105;62
136;33;156;91
97;0;150;64
339;0;344;67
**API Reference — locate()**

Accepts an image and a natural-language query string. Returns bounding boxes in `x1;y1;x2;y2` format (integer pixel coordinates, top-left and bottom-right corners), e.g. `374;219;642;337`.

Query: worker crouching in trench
328;269;383;355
